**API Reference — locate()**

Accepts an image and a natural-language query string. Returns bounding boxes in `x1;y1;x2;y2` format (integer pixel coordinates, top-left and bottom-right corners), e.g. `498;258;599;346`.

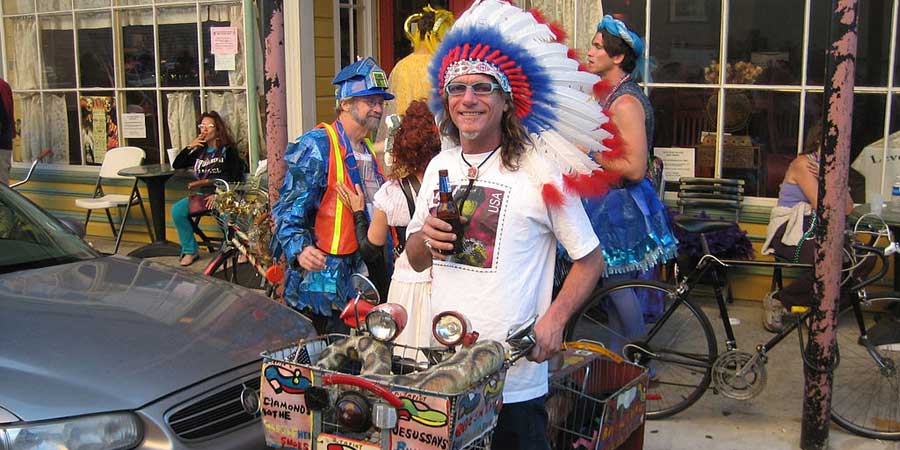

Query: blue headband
596;15;648;80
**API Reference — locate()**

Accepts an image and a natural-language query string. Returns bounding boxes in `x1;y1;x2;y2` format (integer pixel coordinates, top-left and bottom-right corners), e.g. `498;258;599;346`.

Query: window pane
79;92;117;165
811;0;891;87
77;12;114;88
123;91;160;164
37;0;70;12
75;0;109;7
40;15;76;89
2;0;33;14
727;1;803;85
162;91;200;155
122;10;156;87
201;5;243;87
12;93;77;165
339;6;352;68
55;92;80;165
650;0;722;84
158;7;200;87
845;93;887;203
650;87;716;187
4;17;39;89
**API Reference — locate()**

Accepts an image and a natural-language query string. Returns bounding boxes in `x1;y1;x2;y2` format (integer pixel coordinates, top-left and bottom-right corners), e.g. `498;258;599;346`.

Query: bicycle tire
204;246;265;290
831;294;900;440
564;280;718;419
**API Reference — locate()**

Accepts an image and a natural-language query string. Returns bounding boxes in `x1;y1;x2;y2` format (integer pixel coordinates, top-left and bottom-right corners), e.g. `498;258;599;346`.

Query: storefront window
77;12;114;88
651;0;721;84
3;1;250;168
809;0;892;87
40;14;76;89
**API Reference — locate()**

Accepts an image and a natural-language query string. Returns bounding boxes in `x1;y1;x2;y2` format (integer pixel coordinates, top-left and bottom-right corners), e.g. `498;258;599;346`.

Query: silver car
0;184;316;450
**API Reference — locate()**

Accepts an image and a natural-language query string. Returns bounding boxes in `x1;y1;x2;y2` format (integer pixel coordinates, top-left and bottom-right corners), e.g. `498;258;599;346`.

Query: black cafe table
850;203;900;291
119;164;182;258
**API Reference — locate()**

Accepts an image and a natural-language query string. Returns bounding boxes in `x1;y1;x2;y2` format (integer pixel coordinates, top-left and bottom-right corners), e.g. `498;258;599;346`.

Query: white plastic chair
75;146;153;254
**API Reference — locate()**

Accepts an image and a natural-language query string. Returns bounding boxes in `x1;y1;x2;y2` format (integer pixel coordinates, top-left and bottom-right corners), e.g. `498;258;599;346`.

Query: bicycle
201;176;284;298
564;213;900;440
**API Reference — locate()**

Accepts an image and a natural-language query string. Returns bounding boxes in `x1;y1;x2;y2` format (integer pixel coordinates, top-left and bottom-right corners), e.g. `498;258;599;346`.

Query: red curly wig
390;100;441;179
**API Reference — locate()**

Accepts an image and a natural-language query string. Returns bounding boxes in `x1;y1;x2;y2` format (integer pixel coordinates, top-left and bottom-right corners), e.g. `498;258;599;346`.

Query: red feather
563;170;623;198
542;183;566;207
593;80;612;103
529;9;567;42
600;120;619;135
567;48;581;63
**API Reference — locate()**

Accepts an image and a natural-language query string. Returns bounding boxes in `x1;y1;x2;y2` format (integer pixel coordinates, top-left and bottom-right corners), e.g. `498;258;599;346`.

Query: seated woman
762;123;853;326
171;111;244;266
336;100;440;350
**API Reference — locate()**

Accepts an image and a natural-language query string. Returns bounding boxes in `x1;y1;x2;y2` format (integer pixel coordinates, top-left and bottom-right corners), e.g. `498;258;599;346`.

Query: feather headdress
428;0;622;205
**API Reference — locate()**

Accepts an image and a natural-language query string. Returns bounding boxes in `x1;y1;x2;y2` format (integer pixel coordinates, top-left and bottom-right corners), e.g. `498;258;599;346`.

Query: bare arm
529;247;605;362
790;156;853;214
596;96;648;182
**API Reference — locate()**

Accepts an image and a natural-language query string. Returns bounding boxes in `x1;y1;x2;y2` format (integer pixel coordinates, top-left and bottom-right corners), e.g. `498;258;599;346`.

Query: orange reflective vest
313;122;378;255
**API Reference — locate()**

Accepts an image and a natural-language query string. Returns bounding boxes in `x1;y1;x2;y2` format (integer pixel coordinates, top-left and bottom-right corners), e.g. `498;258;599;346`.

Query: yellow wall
314;1;337;123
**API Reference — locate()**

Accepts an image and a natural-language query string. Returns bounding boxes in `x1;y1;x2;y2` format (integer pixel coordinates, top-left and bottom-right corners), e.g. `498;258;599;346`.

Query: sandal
180;253;200;266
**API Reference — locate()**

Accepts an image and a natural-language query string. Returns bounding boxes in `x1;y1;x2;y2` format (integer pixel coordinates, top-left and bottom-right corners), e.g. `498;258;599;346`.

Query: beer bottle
435;169;463;255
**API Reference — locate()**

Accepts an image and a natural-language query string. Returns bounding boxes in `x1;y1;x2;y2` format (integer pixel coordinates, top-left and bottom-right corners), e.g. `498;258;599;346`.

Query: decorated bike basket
547;347;649;450
260;334;507;450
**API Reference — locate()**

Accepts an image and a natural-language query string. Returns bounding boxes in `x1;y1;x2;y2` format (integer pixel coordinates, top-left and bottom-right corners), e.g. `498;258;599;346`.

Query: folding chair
676;177;746;302
75;146;153;254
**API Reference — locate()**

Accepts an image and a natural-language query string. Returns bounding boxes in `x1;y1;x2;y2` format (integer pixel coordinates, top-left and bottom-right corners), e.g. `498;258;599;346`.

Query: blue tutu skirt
584;178;678;276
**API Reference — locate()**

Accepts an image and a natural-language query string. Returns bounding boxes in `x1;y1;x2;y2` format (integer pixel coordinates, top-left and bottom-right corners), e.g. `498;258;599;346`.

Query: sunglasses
198;124;215;130
445;82;502;97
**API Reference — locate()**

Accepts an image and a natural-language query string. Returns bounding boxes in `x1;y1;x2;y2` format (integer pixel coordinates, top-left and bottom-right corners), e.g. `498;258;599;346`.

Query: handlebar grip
37;148;52;161
321;374;404;408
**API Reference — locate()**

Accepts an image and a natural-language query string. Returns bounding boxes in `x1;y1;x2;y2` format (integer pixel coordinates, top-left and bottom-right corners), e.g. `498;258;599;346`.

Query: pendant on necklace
467;166;478;180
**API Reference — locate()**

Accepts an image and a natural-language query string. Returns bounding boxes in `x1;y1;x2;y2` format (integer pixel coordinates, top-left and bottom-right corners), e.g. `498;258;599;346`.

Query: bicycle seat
674;216;736;234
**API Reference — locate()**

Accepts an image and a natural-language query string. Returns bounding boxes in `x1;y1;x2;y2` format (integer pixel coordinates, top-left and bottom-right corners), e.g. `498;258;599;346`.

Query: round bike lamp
365;303;408;342
335;391;371;433
432;311;478;347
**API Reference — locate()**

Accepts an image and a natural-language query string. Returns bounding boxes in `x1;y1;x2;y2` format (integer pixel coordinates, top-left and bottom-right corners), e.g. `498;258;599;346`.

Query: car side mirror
57;217;86;239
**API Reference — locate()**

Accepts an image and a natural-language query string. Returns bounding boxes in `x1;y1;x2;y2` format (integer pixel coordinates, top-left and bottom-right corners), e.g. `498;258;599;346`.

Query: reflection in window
122;10;156;88
158;7;199;87
650;0;721;84
77;12;114;88
40;15;76;89
727;1;803;86
847;93;887;203
810;0;891;87
124;91;160;164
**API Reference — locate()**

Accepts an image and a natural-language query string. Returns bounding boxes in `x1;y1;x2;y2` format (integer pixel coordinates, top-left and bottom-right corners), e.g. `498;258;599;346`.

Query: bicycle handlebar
848;243;888;292
10;148;51;189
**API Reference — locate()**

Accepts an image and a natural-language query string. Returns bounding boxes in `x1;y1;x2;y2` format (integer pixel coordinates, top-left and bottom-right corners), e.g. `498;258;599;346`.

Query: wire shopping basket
547;346;649;450
259;335;507;450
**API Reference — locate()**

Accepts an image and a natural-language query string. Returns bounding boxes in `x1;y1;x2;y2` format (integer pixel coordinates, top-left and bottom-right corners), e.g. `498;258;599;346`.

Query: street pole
801;1;858;449
263;0;288;208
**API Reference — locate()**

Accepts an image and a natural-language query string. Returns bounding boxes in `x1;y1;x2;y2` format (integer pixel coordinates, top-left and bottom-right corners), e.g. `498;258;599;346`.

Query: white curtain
166;92;197;151
9;17;69;164
206;91;247;158
522;0;603;55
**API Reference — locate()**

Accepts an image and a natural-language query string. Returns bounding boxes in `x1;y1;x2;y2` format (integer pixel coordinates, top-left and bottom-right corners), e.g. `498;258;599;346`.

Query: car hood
0;256;315;421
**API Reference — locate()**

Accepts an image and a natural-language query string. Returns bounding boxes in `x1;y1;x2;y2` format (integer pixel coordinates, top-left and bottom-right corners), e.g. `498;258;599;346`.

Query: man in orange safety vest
272;57;393;334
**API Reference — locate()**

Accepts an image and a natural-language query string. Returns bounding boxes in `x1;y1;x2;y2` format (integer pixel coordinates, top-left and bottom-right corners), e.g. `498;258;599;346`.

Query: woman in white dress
337;100;440;350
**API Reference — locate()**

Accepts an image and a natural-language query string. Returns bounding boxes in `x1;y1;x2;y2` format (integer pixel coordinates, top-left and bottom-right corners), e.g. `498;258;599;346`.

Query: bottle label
439;176;451;193
893;184;900;196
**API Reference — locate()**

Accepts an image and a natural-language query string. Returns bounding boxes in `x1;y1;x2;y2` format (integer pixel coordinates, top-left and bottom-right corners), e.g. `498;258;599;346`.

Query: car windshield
0;186;98;273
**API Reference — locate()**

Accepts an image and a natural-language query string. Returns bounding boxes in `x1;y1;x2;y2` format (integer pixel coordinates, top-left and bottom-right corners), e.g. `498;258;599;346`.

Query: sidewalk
87;236;897;450
643;298;898;450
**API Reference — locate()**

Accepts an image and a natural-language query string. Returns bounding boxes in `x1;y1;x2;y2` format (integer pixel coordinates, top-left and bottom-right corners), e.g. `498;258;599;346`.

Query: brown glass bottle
435;170;463;255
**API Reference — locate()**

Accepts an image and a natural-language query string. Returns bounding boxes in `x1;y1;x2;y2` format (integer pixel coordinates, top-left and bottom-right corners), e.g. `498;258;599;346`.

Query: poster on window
80;96;118;165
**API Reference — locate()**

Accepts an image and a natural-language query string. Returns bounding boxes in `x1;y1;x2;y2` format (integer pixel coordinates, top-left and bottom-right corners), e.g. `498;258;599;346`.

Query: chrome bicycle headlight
365;303;408;342
432;311;478;347
0;412;142;450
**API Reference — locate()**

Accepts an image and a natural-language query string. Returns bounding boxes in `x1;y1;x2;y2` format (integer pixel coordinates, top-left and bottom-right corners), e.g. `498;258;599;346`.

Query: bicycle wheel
564;280;718;419
204;247;265;290
831;295;900;440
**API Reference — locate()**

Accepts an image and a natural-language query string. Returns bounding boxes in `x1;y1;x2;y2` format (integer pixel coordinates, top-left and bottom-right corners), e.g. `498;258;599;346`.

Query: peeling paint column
263;0;287;207
801;1;858;449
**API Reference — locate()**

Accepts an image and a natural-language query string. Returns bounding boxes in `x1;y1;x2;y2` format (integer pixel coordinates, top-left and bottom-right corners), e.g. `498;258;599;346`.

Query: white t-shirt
407;145;599;403
373;179;430;284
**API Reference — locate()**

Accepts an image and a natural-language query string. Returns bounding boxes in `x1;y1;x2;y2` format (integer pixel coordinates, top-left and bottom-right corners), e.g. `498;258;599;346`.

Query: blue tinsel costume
271;121;386;316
